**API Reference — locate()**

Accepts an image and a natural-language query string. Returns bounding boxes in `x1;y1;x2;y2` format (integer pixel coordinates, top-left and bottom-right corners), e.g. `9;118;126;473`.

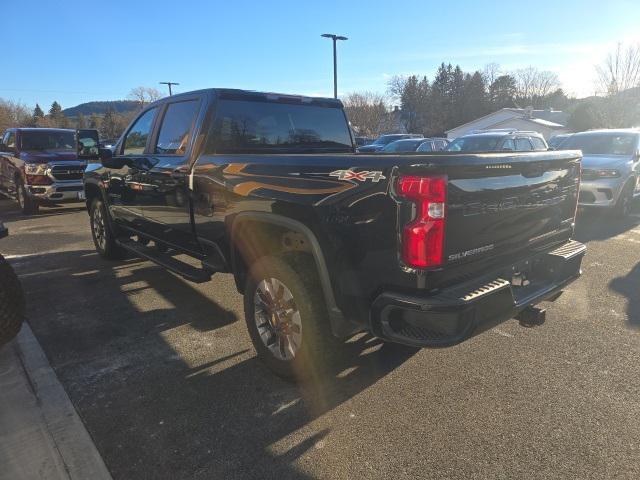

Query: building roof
504;108;569;125
445;107;568;134
527;117;565;128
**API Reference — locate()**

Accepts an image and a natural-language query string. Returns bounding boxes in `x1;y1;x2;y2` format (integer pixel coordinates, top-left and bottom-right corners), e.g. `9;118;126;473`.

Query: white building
446;107;569;140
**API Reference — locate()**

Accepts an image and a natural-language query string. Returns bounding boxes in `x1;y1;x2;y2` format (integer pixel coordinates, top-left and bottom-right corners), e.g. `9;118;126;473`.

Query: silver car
561;129;640;216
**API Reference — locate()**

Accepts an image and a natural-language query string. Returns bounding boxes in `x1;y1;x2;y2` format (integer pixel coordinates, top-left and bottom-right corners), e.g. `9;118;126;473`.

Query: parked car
357;133;423;152
416;138;450;152
548;133;572;149
561;129;640;216
381;138;425;152
446;130;549;153
0;222;25;348
0;128;87;214
354;136;374;147
84;88;584;379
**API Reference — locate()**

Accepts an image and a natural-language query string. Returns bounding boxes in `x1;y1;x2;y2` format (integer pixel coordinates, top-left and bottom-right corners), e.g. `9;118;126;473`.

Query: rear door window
515;138;533;151
501;138;515;151
530;137;548;150
155;100;200;155
123;108;157;155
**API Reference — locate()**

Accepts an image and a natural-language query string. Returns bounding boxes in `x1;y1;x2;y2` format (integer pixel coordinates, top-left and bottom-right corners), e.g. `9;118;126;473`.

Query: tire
615;182;634;218
0;254;25;348
89;198;126;259
16;181;39;215
244;253;341;380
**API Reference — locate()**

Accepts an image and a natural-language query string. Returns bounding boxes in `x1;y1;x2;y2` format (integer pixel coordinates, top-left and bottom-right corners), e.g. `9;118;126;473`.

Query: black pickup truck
84;88;585;379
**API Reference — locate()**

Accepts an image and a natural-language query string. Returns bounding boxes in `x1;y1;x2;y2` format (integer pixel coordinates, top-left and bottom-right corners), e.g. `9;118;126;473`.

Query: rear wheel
244;253;340;380
90;198;125;259
16;181;39;215
0;254;25;348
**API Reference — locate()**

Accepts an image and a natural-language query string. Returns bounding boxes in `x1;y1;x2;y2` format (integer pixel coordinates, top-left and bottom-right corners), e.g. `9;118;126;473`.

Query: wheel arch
229;212;356;338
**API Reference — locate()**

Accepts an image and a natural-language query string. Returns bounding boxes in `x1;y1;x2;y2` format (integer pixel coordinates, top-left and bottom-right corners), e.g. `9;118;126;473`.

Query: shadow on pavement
12;248;417;479
574;206;640;243
609;261;640;330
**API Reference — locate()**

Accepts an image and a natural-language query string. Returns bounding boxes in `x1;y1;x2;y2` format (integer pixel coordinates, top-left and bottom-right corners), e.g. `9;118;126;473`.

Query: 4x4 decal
329;169;386;182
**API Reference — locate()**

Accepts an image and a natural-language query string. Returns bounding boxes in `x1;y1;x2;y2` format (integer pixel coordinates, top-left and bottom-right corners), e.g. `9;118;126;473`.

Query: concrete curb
0;324;112;480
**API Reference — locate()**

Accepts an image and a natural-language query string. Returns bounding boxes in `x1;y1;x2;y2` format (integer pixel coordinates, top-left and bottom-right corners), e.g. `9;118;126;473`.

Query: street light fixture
321;33;348;99
159;81;180;96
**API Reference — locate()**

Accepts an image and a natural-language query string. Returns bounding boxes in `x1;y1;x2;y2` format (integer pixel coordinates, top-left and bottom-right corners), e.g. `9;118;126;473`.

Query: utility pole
321;34;348;98
159;81;180;96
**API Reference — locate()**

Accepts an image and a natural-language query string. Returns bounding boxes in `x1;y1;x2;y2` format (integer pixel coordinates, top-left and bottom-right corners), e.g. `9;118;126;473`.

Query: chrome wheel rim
254;278;302;361
92;206;106;250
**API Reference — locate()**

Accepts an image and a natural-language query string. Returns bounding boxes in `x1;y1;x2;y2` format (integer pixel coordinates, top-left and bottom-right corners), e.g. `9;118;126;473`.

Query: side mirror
98;147;113;161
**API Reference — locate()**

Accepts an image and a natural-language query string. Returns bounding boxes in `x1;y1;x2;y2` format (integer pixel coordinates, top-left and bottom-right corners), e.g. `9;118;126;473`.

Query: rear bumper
370;240;586;347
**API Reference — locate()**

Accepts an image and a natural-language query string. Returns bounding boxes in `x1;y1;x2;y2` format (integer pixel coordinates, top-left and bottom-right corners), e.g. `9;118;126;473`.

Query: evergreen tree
462;71;489;123
89;113;101;129
76;112;88;129
49;101;62;117
489;75;517;109
100;108;120;139
33;104;44;120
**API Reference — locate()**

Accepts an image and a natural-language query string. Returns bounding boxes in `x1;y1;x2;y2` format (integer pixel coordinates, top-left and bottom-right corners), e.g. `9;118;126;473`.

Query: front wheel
0;254;25;348
89;198;125;259
244;253;341;380
16;181;39;215
615;183;634;217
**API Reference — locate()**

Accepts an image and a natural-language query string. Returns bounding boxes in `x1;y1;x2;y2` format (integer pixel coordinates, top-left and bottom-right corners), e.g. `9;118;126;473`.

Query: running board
116;239;212;283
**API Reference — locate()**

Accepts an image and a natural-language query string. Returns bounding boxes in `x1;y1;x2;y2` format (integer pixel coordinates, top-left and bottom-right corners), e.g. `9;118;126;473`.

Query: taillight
397;175;447;268
25;174;53;185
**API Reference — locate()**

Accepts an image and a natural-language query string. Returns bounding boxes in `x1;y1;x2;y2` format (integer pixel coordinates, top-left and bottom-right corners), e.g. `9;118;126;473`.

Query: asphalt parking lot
2;199;640;480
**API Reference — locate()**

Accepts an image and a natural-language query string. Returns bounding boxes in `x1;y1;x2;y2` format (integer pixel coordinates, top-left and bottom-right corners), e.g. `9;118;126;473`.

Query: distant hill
63;100;139;117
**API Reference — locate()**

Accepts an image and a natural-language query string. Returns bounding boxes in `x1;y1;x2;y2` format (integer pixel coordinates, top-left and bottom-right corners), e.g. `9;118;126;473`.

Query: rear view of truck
371;150;585;347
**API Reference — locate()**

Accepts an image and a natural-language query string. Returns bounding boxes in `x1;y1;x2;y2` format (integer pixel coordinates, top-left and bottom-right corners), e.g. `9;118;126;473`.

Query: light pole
159;81;180;96
321;33;348;98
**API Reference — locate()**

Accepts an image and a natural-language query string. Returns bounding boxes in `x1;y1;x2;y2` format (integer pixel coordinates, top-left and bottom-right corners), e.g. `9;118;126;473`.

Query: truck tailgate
399;151;582;271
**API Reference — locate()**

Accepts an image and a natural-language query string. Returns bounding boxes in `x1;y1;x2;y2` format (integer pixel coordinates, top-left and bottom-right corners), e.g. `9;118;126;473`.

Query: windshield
446;135;502;152
21;131;76;152
561;133;637;156
382;140;421;152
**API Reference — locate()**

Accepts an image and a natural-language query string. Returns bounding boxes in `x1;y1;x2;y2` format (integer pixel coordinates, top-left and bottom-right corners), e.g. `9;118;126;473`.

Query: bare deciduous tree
343;92;392;137
128;87;163;108
482;63;501;87
386;75;408;104
512;67;561;105
0;99;32;132
596;42;640;95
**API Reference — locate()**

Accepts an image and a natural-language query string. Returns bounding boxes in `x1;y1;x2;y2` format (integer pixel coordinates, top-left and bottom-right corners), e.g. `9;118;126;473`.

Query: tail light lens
397;175;447;268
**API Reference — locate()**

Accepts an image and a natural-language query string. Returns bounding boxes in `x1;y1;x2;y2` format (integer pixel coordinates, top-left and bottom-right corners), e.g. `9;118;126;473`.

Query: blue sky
2;0;639;110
